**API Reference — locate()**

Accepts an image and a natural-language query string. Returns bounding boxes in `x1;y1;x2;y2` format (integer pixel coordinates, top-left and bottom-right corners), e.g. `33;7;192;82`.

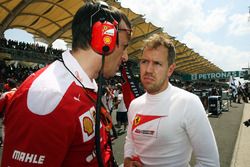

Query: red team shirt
1;50;112;167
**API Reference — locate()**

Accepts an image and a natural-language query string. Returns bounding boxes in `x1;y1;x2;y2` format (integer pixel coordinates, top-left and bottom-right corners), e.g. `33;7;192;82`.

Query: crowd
0;36;67;93
0;62;39;93
0;37;64;59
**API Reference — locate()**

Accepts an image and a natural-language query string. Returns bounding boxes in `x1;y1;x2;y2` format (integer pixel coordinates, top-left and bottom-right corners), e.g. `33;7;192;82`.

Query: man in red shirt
1;1;131;167
0;78;17;116
0;78;17;146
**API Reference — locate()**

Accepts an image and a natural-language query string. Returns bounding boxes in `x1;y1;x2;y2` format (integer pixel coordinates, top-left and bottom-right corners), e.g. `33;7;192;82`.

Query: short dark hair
71;1;131;51
7;78;17;88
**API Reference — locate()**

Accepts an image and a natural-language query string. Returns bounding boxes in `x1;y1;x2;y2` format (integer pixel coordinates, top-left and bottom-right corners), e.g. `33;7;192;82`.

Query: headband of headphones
90;1;118;55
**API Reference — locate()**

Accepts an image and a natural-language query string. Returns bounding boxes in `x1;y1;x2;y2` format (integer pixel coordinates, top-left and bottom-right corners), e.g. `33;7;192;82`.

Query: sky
4;0;250;73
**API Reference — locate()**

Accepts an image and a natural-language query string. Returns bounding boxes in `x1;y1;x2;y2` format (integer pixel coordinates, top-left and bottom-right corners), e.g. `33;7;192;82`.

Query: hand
130;161;143;167
124;157;143;167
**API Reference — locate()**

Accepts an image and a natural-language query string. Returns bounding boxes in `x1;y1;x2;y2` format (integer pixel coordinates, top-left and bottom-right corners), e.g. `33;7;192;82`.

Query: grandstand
0;0;228;95
0;0;222;74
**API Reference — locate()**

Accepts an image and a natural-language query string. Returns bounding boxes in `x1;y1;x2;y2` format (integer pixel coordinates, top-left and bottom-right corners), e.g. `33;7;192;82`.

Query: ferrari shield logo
134;115;141;126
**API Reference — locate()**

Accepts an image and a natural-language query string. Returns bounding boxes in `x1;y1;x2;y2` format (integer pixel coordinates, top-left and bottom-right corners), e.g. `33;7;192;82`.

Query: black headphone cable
59;57;105;167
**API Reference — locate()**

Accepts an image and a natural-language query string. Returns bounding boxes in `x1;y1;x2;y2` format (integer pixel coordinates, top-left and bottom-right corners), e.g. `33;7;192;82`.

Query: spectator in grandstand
1;1;131;167
0;37;7;47
124;34;219;167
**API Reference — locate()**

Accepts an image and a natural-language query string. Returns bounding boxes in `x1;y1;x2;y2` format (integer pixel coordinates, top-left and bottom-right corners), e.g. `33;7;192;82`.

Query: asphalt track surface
0;102;244;167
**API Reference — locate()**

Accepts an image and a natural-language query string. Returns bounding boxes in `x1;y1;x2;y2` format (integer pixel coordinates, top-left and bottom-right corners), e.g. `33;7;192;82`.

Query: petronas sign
185;71;246;81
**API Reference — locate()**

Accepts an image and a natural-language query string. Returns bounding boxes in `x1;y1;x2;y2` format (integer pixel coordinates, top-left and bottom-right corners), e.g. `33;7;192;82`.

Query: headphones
90;1;118;55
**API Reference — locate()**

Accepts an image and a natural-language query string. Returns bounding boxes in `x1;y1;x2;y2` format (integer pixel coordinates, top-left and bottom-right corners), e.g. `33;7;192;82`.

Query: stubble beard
142;80;161;94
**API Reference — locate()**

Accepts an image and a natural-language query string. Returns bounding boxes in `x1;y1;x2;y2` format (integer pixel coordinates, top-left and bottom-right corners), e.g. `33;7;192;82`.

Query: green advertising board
182;71;246;81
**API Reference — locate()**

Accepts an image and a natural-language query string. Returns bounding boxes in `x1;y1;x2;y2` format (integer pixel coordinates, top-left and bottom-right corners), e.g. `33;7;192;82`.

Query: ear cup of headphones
91;20;118;55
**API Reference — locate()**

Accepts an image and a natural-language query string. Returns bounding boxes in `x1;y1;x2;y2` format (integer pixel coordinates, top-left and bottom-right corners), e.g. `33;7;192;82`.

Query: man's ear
167;63;176;77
